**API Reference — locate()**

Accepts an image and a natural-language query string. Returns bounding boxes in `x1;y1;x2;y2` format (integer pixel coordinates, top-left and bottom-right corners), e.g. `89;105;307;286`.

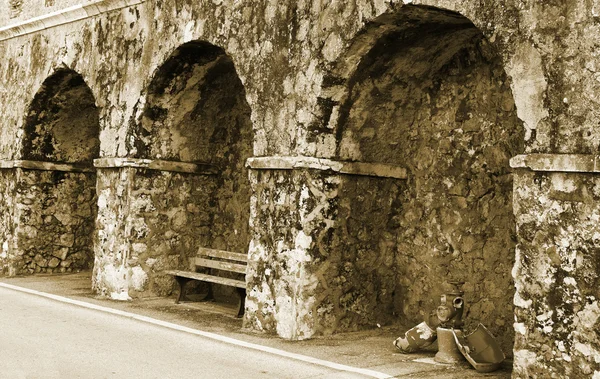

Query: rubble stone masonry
1;0;600;377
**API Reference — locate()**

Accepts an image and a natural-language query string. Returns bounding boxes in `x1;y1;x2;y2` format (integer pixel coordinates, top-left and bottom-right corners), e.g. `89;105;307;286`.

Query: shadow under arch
16;68;100;274
321;5;524;355
127;40;254;298
23;68;100;162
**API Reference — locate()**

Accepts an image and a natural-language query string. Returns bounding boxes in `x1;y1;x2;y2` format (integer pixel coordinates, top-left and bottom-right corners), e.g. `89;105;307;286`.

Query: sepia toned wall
13;170;97;274
0;0;599;376
0;68;99;276
511;167;600;378
0;170;17;275
327;8;523;354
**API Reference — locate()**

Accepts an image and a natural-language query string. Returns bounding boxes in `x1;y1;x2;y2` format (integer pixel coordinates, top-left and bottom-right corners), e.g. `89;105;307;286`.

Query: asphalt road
0;287;370;379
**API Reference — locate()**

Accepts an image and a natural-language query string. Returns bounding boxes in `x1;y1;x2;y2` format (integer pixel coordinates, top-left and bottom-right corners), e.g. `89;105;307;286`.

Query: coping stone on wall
93;157;218;175
0;0;145;41
246;156;407;179
0;159;94;172
510;154;600;173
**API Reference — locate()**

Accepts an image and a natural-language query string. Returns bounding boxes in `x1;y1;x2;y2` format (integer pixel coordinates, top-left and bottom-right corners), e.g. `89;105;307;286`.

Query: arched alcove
23;69;99;162
326;5;523;354
17;68;100;273
129;41;253;297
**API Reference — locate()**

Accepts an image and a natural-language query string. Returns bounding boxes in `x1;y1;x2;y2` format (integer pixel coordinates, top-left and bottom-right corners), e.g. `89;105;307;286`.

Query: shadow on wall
16;68;100;274
122;41;254;297
321;5;524;355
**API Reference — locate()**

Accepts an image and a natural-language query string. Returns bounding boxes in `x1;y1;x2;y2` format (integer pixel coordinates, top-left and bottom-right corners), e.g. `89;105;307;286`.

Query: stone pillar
93;165;136;300
244;156;406;339
93;158;219;300
511;154;600;378
0;168;17;275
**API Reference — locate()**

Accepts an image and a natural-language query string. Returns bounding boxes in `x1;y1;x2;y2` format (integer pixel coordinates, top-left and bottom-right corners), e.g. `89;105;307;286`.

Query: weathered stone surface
513;170;600;378
92;39;253;299
0;170;17;276
59;233;74;247
511;154;600;173
247;156;407;179
1;0;600;377
93;158;218;175
324;7;523;354
246;168;338;340
0;160;94;172
13;169;97;274
48;257;60;268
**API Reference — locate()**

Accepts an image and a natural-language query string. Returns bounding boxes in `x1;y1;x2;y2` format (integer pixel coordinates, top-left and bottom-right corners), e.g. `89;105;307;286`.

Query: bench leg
174;277;193;304
236;288;246;318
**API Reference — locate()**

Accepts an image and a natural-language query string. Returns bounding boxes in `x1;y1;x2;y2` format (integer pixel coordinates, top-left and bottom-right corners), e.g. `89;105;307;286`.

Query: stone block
58;233;74;247
48;257;60;268
51;248;69;261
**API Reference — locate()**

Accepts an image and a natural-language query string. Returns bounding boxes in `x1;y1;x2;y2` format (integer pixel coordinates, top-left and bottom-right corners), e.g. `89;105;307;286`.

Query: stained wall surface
512;171;600;378
14;170;97;274
1;68;100;275
330;8;523;353
93;169;217;298
0;170;17;275
1;0;600;377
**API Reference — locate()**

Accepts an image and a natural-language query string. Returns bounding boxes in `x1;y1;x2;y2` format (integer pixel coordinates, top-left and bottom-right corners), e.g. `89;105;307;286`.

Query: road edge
0;281;393;379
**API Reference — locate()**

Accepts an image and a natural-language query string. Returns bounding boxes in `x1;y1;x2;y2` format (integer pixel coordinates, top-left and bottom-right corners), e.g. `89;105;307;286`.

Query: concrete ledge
0;160;94;172
510;154;600;173
94;158;218;174
246;156;407;179
0;0;145;41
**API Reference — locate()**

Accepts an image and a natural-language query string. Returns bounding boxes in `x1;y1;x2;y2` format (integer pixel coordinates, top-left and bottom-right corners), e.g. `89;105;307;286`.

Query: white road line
0;282;393;379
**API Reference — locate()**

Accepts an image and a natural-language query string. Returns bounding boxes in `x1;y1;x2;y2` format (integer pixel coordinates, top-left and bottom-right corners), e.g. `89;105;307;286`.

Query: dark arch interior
17;69;99;274
132;41;254;297
137;41;252;167
332;5;523;354
23;69;100;162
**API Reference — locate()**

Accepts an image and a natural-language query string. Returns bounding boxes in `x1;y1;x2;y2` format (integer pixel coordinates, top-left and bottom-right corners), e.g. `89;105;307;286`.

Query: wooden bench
165;247;247;318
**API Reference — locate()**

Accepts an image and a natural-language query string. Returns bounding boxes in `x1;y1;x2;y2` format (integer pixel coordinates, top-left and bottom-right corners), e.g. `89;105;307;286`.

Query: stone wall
329;176;405;331
94;168;217;298
13;169;96;274
91;39;254;299
93;167;136;300
246;168;339;340
0;170;17;275
0;66;99;276
2;0;600;376
512;169;600;378
330;7;523;353
245;166;406;338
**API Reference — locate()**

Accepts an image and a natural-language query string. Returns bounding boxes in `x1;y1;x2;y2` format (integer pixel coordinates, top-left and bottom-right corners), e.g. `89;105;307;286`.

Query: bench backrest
192;247;247;274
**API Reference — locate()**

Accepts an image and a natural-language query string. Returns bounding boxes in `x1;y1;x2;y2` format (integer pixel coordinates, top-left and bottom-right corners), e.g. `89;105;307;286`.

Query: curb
0;281;393;379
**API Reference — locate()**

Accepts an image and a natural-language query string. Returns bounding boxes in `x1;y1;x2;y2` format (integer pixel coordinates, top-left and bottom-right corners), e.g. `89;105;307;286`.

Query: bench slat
193;257;247;274
198;247;247;263
165;270;246;288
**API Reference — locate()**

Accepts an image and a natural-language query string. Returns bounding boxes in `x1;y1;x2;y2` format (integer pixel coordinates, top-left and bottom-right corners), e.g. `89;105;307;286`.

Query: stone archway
93;41;254;298
14;68;100;274
319;5;524;354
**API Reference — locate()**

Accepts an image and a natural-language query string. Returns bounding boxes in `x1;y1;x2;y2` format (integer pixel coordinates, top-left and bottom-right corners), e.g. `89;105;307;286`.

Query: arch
324;5;523;354
128;40;254;297
136;41;252;164
16;68;100;274
23;68;100;162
